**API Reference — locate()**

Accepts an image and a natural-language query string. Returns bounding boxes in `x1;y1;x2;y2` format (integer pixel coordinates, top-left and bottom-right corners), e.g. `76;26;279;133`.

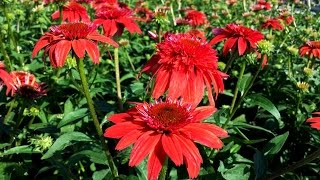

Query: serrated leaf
262;131;289;157
58;108;87;128
245;94;281;120
42;132;91;159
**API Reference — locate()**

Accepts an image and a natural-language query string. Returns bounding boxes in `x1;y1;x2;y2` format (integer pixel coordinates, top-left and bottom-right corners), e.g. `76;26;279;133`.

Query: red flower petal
129;131;162;166
176;134;202;178
189;123;228;138
54;40;72;67
72;39;86;59
104;121;143;138
147;142;166;180
85;40;100;64
51;11;60;20
87;31;119;47
180;124;224;149
192;106;216;122
32;36;51;58
237;37;247;56
118;17;142;34
108;112;134;123
167;70;187;100
115;129;144;150
223;37;237;56
152;67;170;99
161;134;183;166
209;34;226;46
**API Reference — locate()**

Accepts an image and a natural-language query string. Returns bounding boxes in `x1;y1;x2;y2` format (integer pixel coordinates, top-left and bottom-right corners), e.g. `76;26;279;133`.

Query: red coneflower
250;0;272;11
261;18;284;31
0;65;46;99
51;1;90;22
134;1;154;23
104;99;228;180
32;22;118;68
94;2;142;37
209;24;264;56
307;112;320;130
299;41;320;59
142;32;227;107
176;9;208;27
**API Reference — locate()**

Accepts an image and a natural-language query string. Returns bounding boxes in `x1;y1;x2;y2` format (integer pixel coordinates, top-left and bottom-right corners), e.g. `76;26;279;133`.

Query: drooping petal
223;37;237;56
87;31;119;47
32;35;51;58
167;69;187;100
85;40;100;64
115;129;145;150
176;134;202;178
147;142;166;180
72;39;86;59
51;11;60;20
118;17;142;34
209;34;227;46
180;124;224;149
129;131;162;166
152;67;170;99
54;40;72;67
161;134;183;166
237;37;247;56
108;112;134;123
141;54;161;73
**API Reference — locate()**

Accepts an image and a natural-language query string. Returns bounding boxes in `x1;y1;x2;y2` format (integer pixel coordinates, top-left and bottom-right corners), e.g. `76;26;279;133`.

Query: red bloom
176;10;208;27
94;2;142;37
209;24;264;56
104;99;228;180
251;0;272;11
32;22;118;68
142;33;227;107
262;18;284;31
134;1;154;23
0;66;46;99
51;1;90;22
299;41;320;59
307;112;320;130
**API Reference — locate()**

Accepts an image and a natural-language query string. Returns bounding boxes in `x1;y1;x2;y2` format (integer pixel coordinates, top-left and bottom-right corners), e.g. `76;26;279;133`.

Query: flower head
32;22;118;68
134;0;154;23
142;32;227;107
307;112;320;130
94;1;142;37
176;9;208;27
261;18;284;31
0;66;46;99
299;41;320;59
104;99;228;180
250;0;272;11
209;24;264;56
51;1;90;22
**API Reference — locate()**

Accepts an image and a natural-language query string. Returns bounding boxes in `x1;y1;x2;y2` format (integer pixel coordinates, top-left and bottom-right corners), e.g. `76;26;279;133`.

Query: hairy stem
114;48;123;111
76;58;119;178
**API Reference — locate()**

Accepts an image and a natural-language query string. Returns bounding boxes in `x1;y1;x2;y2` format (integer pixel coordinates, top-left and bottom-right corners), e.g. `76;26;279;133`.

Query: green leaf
254;150;267;180
135;159;148;180
42;132;91;159
245;94;281;120
58;108;88;128
92;169;111;180
221;164;250;180
64;98;74;114
233;122;275;136
262;131;289;157
1;145;41;156
238;73;252;95
69;149;108;165
0;143;10;149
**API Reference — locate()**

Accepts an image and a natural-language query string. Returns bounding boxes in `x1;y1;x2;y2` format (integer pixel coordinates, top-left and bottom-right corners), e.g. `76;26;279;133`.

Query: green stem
230;61;246;113
223;61;246;129
76;58;119;178
114;48;123;111
242;0;247;11
223;53;238;73
0;33;12;70
124;48;135;71
267;148;320;180
170;3;176;26
3;99;16;124
226;59;263;127
159;158;168;180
